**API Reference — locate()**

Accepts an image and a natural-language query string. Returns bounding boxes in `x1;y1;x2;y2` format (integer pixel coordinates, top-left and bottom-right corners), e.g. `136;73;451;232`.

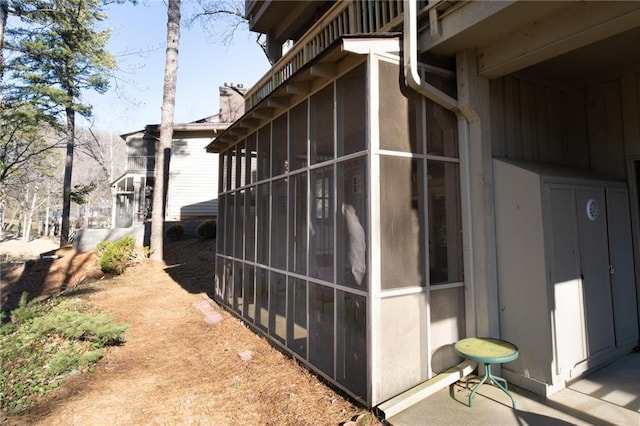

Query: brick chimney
219;83;247;123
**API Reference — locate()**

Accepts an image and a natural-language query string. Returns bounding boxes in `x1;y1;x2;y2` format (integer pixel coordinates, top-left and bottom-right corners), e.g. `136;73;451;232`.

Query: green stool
454;337;519;408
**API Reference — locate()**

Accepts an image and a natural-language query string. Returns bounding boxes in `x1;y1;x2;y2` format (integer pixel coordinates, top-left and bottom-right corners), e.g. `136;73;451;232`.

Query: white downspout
403;0;457;110
403;0;479;342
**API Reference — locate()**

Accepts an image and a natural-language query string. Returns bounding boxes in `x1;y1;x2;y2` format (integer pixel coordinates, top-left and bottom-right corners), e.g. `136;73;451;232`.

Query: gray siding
490;75;628;180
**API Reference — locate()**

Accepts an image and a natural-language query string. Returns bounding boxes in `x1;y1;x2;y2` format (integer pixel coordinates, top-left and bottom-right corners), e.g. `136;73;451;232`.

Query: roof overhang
120;122;227;141
246;0;334;44
206;35;400;153
420;0;640;79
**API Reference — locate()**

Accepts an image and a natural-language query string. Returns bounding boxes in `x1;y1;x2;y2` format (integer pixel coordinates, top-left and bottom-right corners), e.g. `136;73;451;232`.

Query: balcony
126;155;156;173
245;0;459;110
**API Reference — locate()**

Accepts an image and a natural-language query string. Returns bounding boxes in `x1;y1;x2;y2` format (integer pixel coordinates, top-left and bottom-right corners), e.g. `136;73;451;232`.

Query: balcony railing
126;155;156;172
245;0;457;110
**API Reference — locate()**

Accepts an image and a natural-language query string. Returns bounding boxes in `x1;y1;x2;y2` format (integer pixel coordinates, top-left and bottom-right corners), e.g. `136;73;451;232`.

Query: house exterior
111;84;246;228
206;0;640;413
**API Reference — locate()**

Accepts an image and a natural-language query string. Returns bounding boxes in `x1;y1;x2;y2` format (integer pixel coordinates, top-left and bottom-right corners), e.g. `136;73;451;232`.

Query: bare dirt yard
1;237;377;425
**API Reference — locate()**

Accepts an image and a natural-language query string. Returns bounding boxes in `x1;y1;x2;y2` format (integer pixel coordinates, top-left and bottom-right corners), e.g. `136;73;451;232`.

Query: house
205;0;640;413
111;83;246;228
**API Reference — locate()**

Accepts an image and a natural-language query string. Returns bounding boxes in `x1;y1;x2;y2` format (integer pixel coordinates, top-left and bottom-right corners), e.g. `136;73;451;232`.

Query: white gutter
399;0;479;405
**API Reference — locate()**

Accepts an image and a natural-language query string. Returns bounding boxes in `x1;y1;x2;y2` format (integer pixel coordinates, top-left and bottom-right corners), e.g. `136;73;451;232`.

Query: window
336;158;368;289
246;132;258;185
310;85;334;164
309;283;334;376
287;278;307;358
269;271;287;343
257;125;271;180
256;183;270;265
243;264;255;321
427;160;462;284
337;63;367;156
337;291;367;398
380;156;424;289
271;178;288;270
233;260;243;313
272;114;288;176
310;166;334;282
255;267;269;332
289;173;307;275
379;60;421;153
289;101;308;171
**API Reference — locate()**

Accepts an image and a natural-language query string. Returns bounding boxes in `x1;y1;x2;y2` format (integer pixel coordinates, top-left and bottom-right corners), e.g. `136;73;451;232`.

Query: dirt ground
1;237;377;425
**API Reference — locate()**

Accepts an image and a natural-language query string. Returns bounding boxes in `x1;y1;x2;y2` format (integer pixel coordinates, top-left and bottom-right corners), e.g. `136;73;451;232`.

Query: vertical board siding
565;88;589;169
491;75;626;179
621;71;640;157
490;77;506;157
587;80;625;179
520;79;539;160
600;79;625;179
535;85;550;162
504;77;523;159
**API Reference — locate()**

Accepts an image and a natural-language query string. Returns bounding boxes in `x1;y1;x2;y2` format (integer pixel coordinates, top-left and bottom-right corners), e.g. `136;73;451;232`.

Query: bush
166;223;185;241
197;220;217;239
1;296;128;414
95;236;136;275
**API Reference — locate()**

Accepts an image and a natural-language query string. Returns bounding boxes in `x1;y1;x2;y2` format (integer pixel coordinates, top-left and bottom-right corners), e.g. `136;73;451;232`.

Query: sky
80;0;272;134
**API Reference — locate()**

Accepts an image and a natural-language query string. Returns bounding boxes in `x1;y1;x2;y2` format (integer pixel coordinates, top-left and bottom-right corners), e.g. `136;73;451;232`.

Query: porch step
375;360;476;420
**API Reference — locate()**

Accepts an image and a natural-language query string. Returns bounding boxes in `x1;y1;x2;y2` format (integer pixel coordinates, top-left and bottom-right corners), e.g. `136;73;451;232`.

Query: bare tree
74;128;125;227
189;0;273;63
150;0;180;262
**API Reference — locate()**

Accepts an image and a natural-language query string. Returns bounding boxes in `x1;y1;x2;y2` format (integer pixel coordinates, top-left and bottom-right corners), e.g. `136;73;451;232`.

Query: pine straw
5;239;380;425
184;301;376;425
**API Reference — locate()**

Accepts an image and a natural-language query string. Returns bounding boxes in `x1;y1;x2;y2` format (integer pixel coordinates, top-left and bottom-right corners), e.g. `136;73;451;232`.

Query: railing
126;155;156;172
245;1;456;110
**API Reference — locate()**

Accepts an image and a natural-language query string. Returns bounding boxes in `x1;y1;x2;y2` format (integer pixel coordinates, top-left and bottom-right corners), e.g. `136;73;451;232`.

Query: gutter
397;0;479;409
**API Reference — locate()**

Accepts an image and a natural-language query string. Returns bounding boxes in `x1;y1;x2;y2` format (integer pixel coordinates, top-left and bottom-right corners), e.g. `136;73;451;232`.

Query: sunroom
207;36;465;406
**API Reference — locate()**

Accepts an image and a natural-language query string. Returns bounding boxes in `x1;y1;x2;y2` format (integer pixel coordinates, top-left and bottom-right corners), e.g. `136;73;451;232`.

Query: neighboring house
206;0;640;413
111;84;246;228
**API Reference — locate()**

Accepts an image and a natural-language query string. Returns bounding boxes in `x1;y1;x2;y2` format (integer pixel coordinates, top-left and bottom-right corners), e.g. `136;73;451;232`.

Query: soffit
422;1;640;80
513;26;640;86
247;0;334;43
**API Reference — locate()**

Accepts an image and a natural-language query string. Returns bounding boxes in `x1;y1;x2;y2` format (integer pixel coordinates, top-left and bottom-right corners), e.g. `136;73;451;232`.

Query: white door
548;185;586;372
576;187;615;359
606;187;640;348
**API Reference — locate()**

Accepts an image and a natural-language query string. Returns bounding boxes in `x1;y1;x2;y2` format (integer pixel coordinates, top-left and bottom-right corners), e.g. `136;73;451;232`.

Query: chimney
219;83;247;123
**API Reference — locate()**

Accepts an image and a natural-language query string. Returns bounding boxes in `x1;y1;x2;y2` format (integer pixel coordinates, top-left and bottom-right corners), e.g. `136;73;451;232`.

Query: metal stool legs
468;363;517;409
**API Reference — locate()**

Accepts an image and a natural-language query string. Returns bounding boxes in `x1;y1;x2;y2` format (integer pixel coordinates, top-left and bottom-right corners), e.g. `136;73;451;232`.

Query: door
548;185;586;372
606;187;639;348
576;187;615;358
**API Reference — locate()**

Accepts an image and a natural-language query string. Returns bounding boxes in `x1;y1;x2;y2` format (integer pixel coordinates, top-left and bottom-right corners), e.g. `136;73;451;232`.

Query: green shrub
96;236;136;275
1;297;128;414
31;308;129;346
197;220;217;239
9;292;39;324
166;223;185;241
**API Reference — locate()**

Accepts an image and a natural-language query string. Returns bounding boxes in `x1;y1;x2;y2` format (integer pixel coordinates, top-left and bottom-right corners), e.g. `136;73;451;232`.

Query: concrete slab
387;352;640;426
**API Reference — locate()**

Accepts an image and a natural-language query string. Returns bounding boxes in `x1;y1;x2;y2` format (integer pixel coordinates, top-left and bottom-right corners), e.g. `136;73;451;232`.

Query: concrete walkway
387;351;640;426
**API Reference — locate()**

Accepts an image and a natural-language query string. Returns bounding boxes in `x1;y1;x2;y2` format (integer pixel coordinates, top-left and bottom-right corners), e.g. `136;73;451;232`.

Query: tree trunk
150;0;180;262
44;187;50;237
0;0;7;106
24;185;38;242
20;184;30;241
60;107;76;246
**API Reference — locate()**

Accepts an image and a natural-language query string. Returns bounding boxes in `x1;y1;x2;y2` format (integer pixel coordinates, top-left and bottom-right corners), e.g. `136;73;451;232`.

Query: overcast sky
80;0;271;134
